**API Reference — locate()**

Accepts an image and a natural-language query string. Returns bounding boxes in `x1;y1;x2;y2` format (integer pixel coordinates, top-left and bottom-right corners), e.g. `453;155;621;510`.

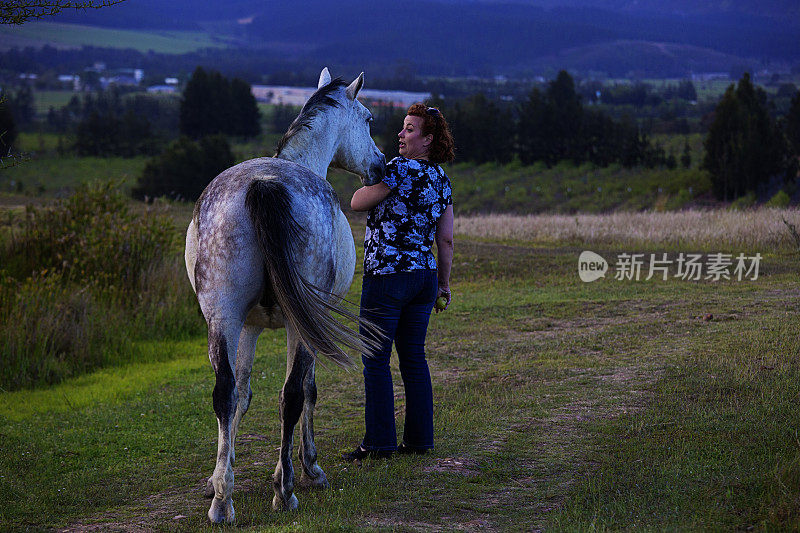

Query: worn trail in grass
1;238;798;531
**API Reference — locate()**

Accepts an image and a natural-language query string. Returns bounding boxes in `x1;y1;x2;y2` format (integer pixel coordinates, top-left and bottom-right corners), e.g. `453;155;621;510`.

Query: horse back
190;157;353;306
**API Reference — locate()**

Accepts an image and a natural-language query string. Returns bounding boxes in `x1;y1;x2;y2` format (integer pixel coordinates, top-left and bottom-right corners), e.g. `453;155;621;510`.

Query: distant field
0;21;228;54
32;91;78;116
454;208;800;251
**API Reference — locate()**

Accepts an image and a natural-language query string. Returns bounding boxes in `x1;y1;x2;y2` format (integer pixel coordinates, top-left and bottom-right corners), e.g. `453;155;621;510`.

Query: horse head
321;68;386;186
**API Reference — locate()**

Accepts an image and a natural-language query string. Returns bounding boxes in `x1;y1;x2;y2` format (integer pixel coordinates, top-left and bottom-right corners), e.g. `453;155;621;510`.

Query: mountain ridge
22;0;800;78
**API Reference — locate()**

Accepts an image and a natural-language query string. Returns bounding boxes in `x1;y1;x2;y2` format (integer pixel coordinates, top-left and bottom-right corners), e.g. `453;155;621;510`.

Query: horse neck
276;119;337;179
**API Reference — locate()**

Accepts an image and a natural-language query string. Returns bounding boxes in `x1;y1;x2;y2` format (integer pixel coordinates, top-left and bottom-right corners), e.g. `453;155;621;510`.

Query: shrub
730;191;757;210
0;184;202;390
132;135;234;202
3;181;172;290
765;190;791;208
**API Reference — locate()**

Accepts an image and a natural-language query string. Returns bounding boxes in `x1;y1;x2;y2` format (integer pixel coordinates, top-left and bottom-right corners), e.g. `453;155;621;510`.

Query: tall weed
0;184;202;390
3;181;171;290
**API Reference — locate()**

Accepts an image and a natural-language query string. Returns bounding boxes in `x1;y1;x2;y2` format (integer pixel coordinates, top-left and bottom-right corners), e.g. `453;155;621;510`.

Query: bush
0;184;203;390
132;135;234;202
730;191;757;210
3;181;172;290
765;190;791;208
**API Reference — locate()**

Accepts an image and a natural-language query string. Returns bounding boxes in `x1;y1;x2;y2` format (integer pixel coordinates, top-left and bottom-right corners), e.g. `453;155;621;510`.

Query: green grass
0;152;146;195
9;128;717;212
0;21;229;54
31;91;78;116
0;225;798;530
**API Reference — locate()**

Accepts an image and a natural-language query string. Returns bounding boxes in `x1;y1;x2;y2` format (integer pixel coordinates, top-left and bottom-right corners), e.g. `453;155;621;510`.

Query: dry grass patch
455;208;800;249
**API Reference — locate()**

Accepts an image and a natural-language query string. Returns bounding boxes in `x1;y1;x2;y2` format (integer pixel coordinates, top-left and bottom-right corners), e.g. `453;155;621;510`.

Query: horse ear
318;67;332;89
346;72;364;101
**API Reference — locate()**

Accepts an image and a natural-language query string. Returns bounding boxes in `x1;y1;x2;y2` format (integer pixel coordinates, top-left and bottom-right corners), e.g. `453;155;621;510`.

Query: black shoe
342;446;393;462
397;442;429;455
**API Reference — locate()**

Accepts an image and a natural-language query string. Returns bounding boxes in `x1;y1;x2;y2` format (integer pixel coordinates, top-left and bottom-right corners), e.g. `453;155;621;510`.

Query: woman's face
398;115;432;160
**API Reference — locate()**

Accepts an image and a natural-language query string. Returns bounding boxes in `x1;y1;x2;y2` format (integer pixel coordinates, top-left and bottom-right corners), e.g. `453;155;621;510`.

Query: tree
703;73;787;201
180;67;261;139
74;109;156;157
132;135;234;201
0;92;17;156
680;141;692;168
230;78;261;137
10;86;34;125
448;93;513;164
0;0;125;25
786;90;800;158
545;71;583;163
516;87;551;165
676;80;697;102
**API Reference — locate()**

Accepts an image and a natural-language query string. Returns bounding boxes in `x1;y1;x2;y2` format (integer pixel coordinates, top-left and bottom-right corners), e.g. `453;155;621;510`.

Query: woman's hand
435;286;451;313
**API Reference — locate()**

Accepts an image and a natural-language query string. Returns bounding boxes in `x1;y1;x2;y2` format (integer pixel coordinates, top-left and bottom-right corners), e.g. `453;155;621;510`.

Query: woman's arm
350;182;392;212
435;205;454;311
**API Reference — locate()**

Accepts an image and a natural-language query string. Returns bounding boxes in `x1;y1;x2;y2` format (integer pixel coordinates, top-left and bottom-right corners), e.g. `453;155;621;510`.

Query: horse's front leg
273;326;311;511
206;319;243;524
297;356;329;489
204;323;261;499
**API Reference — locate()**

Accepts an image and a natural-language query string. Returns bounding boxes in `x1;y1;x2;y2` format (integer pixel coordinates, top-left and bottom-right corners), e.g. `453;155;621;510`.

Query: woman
344;103;455;461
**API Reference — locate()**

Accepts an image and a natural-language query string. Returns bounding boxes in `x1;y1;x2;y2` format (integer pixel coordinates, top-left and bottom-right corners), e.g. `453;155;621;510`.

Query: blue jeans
359;269;438;451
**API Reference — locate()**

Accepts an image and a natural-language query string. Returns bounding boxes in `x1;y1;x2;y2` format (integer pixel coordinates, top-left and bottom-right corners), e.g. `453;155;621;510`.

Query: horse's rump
244;178;381;367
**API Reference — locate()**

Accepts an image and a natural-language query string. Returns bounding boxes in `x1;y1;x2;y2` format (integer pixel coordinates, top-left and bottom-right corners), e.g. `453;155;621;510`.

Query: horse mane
275;78;347;156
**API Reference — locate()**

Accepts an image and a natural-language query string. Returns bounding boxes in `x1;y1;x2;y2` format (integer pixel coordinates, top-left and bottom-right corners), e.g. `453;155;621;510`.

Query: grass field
0;212;798;530
0;21;228;54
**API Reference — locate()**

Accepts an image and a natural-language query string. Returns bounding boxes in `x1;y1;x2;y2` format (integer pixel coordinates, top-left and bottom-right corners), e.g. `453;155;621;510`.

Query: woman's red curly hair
406;103;455;164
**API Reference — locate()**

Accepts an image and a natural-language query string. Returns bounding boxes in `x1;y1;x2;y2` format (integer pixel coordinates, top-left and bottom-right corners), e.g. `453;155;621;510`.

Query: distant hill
439;0;800;23
35;0;800;77
534;41;746;78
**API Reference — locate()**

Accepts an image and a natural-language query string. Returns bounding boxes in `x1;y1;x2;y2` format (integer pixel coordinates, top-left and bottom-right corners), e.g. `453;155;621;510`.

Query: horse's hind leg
298;356;329;489
206;318;243;524
272;326;311;511
204;324;261;499
232;324;261;462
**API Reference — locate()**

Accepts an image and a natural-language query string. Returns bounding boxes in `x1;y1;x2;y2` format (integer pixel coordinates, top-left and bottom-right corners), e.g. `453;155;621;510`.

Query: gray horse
184;68;385;523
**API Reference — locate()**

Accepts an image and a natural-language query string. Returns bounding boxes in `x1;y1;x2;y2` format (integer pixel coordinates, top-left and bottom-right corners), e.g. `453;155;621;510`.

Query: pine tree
703;73;787;201
545;70;582;163
180;67;212;139
0;93;17;157
180;67;260;139
786;90;800;158
230;78;261;137
680;141;692;168
516;87;550;165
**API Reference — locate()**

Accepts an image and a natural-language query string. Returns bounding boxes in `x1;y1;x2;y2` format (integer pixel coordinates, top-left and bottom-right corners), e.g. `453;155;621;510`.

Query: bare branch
1;0;126;25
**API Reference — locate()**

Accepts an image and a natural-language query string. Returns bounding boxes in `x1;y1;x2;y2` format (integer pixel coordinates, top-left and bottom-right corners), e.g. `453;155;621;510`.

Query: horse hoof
202;478;215;499
208;497;235;523
298;471;329;490
272;492;299;511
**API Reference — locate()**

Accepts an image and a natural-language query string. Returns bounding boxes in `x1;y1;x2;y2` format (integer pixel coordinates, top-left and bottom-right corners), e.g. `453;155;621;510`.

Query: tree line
421;71;675;169
703;73;800;202
4;64;799;205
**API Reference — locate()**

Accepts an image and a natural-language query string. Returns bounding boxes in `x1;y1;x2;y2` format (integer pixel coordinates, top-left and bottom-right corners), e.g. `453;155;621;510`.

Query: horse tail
244;179;381;368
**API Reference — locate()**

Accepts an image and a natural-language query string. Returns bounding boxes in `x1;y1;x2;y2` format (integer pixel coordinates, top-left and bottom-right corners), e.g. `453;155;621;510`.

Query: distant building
58;74;81;91
251;85;431;108
147;85;178;94
691;72;729;81
101;68;144;88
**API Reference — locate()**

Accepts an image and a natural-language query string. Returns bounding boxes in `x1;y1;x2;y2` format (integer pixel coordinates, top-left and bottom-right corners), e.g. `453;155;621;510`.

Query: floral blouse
364;157;452;275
